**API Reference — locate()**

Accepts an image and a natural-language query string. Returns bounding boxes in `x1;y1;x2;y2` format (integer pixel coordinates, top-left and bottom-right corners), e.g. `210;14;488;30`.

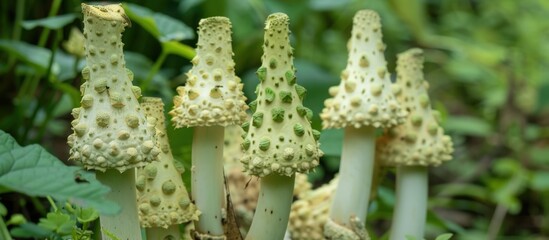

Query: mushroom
136;97;200;240
320;9;407;239
224;124;312;236
376;48;453;240
67;4;159;240
169;16;248;239
288;176;338;240
240;13;323;240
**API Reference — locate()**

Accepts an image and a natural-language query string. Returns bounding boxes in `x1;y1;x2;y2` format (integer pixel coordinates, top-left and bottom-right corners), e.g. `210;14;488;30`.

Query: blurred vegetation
1;0;549;239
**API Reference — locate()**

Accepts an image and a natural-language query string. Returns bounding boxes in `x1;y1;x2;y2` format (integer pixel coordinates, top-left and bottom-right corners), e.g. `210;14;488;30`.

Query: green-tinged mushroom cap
376;49;453;166
170;17;248;128
137;97;200;228
321;10;406;129
240;13;323;177
68;4;159;172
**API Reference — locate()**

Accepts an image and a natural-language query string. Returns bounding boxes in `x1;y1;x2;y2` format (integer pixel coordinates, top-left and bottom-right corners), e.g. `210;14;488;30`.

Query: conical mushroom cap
67;4;159;172
136;97;200;228
170;17;248;128
321;10;406;129
240;13;323;178
376;49;453;166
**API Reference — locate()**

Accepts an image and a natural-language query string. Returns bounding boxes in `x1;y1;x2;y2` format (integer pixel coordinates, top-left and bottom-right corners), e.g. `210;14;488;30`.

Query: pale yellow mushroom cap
67;4;159;172
376;48;453;166
81;3;130;26
321;10;407;129
240;13;323;178
288;176;338;240
63;27;85;58
170;17;248;128
136;97;200;228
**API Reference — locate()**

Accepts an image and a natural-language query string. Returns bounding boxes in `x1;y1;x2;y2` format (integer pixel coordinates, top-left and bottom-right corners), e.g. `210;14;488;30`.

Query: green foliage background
1;0;549;239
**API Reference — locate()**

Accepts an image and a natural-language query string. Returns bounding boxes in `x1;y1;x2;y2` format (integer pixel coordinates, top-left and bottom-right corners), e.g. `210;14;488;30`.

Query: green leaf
10;223;52;238
309;0;351;10
0;130;119;215
6;214;27;225
487;159;529;213
154;14;193;42
124;51;174;99
435;233;454;240
0;202;6;216
178;0;205;12
0;40;54;73
0;131;19;152
102;228;121;240
443;116;492;137
529;146;549;165
530;171;549;191
124;3;194;42
162;41;195;59
75;207;99;223
38;212;75;235
434;183;490;201
388;0;429;40
52;51;78;82
22;14;77;30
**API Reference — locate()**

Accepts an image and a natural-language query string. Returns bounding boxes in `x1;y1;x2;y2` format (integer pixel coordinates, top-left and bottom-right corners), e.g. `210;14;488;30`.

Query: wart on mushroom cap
289;176;338;240
240;13;322;178
320;10;407;129
170;16;248;128
137;98;200;228
376;49;453;166
68;3;159;172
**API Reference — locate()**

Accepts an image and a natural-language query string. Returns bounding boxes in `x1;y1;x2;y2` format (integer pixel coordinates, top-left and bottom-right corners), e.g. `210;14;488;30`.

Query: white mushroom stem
246;174;295;240
146;226;181;240
96;169;142;240
390;166;428;240
329;126;375;230
192;126;225;237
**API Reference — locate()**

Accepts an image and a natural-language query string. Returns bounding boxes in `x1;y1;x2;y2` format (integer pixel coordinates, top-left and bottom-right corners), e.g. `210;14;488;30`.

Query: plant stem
329;126;376;229
246;174;295;240
146;226;181;240
192;126;225;238
390;166;428;240
487;203;507;240
12;0;24;41
140;50;168;92
37;0;62;47
0;215;12;240
46;196;58;212
96;169;142;240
